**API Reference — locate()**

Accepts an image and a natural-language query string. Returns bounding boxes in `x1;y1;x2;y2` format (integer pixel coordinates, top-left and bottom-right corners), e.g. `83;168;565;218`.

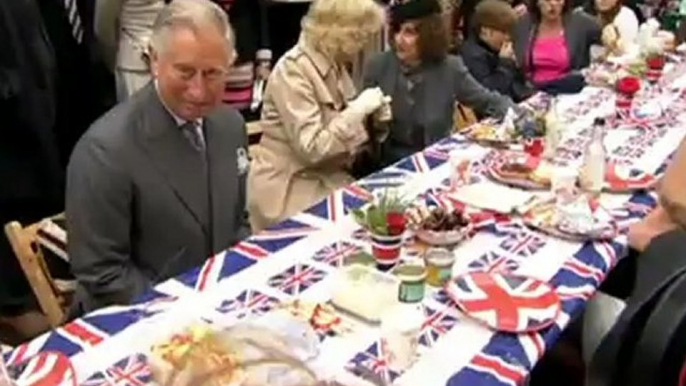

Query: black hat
390;0;442;24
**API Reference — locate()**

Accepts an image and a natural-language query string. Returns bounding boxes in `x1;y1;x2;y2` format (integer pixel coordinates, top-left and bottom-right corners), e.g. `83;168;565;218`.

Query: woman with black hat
362;0;513;168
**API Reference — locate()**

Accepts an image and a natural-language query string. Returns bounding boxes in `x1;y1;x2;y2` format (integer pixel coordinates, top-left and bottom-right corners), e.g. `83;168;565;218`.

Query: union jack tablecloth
6;63;686;386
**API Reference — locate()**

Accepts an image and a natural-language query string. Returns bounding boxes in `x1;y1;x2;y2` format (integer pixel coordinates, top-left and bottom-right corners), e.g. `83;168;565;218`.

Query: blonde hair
301;0;385;59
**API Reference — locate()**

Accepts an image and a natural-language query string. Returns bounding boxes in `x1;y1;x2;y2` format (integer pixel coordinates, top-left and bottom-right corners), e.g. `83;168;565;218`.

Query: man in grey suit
66;0;251;314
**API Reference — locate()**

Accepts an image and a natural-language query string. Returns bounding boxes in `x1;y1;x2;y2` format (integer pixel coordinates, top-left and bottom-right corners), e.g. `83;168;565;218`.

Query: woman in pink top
512;0;602;93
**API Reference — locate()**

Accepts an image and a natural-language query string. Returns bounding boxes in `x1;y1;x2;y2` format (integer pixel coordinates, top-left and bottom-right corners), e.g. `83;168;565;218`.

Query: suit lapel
137;85;210;235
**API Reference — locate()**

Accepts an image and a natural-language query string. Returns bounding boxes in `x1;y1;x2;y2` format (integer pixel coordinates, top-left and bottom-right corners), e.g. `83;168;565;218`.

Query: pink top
531;35;570;85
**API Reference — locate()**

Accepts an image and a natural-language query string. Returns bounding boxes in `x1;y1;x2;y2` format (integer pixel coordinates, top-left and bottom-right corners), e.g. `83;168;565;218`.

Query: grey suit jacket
66;83;251;314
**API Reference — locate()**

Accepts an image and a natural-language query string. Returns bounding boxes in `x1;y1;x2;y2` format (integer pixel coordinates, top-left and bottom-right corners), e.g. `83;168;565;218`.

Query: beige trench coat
247;38;368;231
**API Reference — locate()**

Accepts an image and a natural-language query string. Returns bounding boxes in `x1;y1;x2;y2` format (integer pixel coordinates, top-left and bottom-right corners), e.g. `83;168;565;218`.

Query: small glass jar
393;263;427;303
424;247;455;287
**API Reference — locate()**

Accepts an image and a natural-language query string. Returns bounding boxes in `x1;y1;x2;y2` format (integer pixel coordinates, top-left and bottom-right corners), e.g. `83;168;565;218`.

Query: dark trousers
599;249;639;300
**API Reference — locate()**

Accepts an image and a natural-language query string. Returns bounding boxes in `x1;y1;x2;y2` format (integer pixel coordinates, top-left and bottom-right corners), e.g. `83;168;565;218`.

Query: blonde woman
247;0;388;231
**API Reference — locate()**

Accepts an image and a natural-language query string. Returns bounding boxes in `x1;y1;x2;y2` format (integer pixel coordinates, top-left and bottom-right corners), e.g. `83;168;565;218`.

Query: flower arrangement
638;19;664;58
615;76;641;96
646;54;666;70
352;190;410;236
615;75;641;118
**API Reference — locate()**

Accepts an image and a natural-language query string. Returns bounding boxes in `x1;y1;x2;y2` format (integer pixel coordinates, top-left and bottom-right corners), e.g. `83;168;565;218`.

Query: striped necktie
63;0;84;44
180;121;206;152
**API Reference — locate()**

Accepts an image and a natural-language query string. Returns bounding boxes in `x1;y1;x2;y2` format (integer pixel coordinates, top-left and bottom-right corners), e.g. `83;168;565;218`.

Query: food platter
522;198;618;241
407;205;473;246
485;150;553;190
458;123;515;146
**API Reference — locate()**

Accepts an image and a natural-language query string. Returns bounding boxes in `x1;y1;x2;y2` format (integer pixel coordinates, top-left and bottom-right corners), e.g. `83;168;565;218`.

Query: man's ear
228;48;237;68
149;48;160;78
478;27;489;39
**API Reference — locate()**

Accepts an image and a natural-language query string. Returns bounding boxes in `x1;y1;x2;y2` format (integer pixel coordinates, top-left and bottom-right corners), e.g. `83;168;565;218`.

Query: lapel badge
237;147;250;175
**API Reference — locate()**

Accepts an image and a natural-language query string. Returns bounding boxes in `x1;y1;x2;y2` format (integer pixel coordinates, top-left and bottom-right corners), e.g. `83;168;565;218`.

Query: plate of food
150;323;245;386
584;61;626;87
486;151;555;190
459;123;514;146
522;196;618;241
605;162;660;192
407;205;472;246
150;319;322;386
449;182;537;214
277;300;356;336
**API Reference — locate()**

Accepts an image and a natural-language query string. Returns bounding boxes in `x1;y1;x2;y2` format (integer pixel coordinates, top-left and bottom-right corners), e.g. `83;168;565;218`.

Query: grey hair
150;0;235;57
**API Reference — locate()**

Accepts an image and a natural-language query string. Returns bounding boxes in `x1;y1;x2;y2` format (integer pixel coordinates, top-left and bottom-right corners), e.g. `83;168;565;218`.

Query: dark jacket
216;0;270;65
0;0;64;312
460;36;534;102
0;0;63;214
459;0;527;39
363;51;514;167
512;10;601;92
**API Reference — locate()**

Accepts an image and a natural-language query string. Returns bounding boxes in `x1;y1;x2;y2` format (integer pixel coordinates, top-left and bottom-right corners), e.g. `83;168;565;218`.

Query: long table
6;63;686;386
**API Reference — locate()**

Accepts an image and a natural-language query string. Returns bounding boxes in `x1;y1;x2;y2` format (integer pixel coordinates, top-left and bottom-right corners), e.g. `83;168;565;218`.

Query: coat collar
297;35;335;79
473;36;500;56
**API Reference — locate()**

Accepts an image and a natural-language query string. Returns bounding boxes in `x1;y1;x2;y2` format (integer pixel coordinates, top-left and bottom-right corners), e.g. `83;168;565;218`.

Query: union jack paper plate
604;162;659;192
485;151;550;191
8;351;77;386
445;272;561;333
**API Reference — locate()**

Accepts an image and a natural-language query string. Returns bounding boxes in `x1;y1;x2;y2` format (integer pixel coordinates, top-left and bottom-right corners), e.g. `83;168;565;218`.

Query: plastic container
330;264;399;323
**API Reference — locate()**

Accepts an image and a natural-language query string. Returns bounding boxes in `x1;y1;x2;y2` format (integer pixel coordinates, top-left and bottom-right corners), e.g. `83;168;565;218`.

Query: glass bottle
579;118;607;197
543;97;563;159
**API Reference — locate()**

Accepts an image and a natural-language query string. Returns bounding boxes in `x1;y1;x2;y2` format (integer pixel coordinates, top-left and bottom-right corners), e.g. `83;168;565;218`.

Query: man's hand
499;42;515;60
628;204;677;252
601;25;619;51
256;61;271;81
514;3;527;17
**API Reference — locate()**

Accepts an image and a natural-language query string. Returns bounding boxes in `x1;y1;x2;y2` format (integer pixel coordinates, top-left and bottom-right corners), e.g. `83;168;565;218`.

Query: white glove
348;87;386;117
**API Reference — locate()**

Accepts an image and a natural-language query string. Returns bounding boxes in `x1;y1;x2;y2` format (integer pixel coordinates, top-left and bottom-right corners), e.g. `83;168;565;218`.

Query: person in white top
584;0;639;53
95;0;167;101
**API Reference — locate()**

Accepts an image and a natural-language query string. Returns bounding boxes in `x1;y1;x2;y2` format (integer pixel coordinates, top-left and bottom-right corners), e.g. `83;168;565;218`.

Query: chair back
3;217;66;327
453;102;478;133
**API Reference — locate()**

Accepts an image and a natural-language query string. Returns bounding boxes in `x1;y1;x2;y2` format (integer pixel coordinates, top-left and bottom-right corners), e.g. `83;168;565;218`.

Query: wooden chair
453;102;478;132
3;215;70;327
